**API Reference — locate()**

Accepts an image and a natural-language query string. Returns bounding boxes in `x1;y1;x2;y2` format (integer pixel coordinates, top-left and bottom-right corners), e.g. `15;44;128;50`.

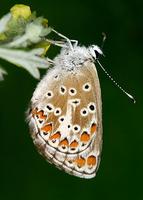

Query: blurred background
0;0;143;199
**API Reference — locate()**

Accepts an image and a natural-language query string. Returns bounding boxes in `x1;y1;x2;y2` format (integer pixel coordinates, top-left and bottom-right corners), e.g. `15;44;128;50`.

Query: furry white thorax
53;45;95;71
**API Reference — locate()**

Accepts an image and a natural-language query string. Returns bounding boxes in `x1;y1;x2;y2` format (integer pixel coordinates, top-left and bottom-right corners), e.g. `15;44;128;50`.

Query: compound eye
94;50;100;59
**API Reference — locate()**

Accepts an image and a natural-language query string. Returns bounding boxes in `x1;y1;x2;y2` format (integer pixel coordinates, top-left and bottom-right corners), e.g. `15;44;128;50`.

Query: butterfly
27;30;104;179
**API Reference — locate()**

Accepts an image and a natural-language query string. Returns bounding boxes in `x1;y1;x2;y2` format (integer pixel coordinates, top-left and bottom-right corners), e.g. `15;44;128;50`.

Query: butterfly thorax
54;46;94;71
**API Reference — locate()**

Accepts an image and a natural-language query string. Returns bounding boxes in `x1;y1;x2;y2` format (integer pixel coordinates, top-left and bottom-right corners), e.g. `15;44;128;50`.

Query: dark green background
0;0;142;199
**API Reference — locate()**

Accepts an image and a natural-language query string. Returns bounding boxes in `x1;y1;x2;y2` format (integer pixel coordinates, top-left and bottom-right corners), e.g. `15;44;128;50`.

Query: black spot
85;84;89;89
71;148;75;151
46;105;52;110
68;125;71;128
74;126;78;131
60;118;64;122
72;100;79;104
47;92;52;96
89;104;95;111
62;146;66;149
54;75;58;79
82;110;87;114
43;132;48;135
56;110;60;113
39;120;43;124
61;87;65;93
70;89;75;93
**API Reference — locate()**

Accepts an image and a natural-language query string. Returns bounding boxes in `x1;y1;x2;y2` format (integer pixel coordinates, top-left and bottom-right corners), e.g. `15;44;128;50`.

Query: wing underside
28;60;102;178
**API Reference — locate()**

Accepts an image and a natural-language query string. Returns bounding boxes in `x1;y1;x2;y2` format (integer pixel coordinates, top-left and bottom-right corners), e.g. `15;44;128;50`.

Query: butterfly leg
46;57;55;64
46;39;68;48
51;28;74;50
70;40;78;47
46;39;78;48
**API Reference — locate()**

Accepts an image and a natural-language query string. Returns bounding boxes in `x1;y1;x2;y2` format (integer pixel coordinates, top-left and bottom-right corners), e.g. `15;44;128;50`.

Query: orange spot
59;138;69;147
70;140;78;148
90;123;97;135
50;132;61;140
80;132;90;142
41;123;52;132
37;110;47;120
87;155;96;166
75;157;86;168
32;108;47;120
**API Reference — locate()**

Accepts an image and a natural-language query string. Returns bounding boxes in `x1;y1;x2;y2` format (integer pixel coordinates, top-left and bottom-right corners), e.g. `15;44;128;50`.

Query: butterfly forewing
28;60;102;179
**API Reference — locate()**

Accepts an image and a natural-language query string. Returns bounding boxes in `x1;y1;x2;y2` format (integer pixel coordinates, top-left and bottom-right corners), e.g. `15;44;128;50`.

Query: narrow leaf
0;47;51;79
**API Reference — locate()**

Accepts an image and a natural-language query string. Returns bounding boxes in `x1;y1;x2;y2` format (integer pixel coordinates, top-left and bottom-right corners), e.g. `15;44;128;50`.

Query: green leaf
0;47;51;79
0;13;11;33
0;4;52;80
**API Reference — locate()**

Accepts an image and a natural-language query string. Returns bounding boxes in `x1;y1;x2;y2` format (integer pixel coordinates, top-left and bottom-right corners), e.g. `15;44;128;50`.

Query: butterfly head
88;45;103;60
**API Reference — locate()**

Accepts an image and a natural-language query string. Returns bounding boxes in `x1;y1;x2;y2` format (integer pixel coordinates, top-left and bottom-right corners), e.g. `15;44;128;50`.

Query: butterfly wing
27;60;102;179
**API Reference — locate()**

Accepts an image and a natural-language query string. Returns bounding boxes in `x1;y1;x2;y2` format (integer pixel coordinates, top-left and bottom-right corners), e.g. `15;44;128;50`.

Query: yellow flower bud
35;41;50;56
10;4;31;19
0;33;7;41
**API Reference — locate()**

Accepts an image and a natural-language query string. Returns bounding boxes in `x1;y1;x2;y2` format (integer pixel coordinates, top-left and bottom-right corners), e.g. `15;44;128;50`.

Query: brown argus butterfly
27;29;135;179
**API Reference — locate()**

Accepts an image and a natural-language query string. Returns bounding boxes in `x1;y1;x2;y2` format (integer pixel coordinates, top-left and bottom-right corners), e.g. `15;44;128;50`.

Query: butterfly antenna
101;32;107;49
97;60;136;103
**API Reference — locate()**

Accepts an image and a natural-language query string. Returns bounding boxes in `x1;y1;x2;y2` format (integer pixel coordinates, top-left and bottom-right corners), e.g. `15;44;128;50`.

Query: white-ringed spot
67;124;71;129
69;98;80;106
82;82;91;92
87;102;96;113
59;85;67;95
80;107;89;117
58;116;65;123
46;103;54;112
69;88;77;96
54;107;62;116
73;124;81;133
46;91;53;98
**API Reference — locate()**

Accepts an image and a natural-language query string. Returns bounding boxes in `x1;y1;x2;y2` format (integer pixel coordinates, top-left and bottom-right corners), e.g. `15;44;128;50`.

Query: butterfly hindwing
28;60;102;178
